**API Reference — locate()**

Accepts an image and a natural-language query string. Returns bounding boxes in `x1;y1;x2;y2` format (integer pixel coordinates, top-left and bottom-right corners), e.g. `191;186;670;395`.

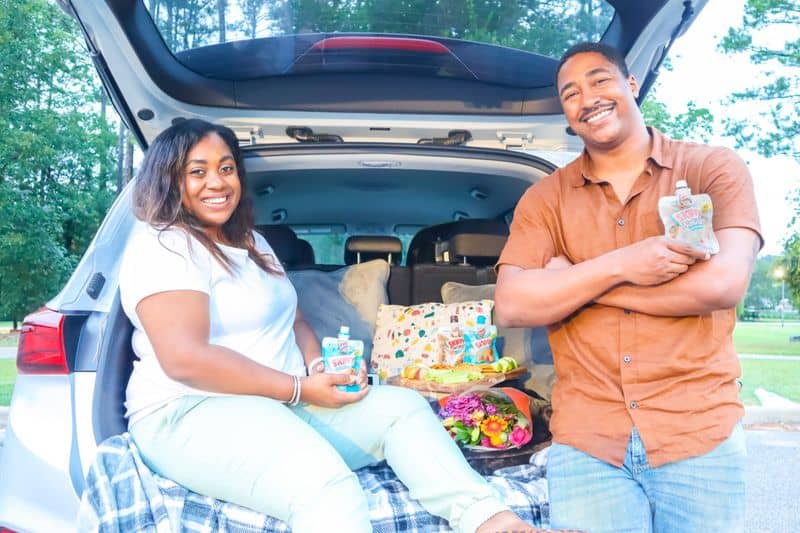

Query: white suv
0;1;707;531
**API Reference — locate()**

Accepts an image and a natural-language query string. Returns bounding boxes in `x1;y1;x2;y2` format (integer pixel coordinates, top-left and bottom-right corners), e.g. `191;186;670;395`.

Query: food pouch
438;315;466;366
321;326;363;392
463;317;499;364
658;180;719;255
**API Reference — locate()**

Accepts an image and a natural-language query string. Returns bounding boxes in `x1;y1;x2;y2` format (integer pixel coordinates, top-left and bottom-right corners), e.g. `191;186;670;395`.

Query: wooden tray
386;367;527;397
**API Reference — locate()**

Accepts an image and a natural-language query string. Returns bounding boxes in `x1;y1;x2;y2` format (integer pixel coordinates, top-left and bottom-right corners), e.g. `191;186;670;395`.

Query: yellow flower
480;415;508;437
471;410;485;423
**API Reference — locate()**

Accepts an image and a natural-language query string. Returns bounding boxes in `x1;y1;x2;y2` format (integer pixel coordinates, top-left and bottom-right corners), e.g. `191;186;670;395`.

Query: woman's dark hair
133;118;281;275
556;42;630;82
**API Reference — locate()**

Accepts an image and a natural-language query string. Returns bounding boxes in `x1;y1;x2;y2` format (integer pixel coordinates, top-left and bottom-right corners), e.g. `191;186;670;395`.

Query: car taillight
16;308;68;375
310;36;450;53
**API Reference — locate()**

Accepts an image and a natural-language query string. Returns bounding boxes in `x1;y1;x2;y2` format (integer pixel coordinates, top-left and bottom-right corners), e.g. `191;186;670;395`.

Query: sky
654;0;800;256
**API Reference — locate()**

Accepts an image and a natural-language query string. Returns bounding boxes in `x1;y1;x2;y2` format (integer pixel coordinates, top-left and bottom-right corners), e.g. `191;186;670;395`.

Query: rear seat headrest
447;233;507;266
345;236;403;265
294;238;315;265
255;224;315;268
406;219;508;266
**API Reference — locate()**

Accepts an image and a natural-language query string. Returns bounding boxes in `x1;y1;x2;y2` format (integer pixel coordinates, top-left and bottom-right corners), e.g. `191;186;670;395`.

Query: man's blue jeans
547;424;747;533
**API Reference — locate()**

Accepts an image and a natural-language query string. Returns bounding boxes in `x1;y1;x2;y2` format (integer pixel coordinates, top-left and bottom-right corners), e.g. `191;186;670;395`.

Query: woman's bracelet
293;376;303;406
287;375;302;406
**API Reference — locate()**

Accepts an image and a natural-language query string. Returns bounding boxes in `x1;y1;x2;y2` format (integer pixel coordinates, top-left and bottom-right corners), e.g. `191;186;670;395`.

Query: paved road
744;429;800;533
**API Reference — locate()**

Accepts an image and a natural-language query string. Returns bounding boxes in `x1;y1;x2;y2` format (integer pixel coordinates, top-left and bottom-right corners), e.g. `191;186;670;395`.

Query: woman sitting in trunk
118;118;537;533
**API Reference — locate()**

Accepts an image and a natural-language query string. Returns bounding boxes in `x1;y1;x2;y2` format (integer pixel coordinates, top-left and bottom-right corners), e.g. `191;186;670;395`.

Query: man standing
495;42;762;533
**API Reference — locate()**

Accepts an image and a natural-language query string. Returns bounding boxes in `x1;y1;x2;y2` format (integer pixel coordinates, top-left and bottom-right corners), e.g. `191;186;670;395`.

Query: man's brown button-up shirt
498;128;762;467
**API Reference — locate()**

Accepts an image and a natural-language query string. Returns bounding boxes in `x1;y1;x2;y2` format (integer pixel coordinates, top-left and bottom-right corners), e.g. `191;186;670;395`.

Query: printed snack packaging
322;326;363;392
463;316;499;364
438;314;467;366
658;180;719;255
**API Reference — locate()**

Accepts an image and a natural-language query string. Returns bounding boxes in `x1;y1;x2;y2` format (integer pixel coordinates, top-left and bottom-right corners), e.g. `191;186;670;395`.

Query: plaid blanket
77;433;550;533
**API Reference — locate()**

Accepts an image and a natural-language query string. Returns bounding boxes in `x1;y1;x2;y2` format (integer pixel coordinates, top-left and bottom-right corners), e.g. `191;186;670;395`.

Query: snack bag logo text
337;340;354;355
327;355;355;369
447;338;465;351
471;337;493;352
671;207;704;231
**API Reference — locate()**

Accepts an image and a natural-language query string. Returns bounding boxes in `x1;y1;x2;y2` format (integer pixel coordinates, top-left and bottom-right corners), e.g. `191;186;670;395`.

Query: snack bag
463;316;499;364
321;326;363;392
438;315;466;366
658;180;719;255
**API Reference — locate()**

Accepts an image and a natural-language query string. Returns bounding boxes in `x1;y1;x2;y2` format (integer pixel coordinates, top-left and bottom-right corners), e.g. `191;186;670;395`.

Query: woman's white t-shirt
119;224;306;423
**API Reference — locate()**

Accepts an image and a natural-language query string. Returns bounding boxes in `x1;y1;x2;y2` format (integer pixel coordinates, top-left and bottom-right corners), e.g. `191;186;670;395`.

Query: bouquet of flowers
437;387;533;450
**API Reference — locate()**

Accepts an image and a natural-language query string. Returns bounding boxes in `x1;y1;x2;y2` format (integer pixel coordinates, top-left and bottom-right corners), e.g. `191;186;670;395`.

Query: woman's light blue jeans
129;385;508;533
546;424;747;533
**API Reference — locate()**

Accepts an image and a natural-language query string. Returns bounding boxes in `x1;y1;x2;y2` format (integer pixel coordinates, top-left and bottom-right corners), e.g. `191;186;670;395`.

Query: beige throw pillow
441;282;556;398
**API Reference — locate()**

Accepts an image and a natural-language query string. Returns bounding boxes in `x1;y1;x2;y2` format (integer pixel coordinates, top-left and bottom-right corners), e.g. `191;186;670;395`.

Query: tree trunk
166;0;175;48
218;0;227;43
13;319;18;331
124;133;134;185
116;121;126;193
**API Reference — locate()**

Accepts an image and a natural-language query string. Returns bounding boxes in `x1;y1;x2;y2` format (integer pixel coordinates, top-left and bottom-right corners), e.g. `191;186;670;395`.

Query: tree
781;234;800;309
0;184;74;329
641;92;714;143
0;0;117;323
144;0;615;57
743;255;782;309
719;0;800;160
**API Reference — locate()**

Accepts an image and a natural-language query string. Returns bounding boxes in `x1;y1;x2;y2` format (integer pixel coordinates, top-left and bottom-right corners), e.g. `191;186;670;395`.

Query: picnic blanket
77;433;550;532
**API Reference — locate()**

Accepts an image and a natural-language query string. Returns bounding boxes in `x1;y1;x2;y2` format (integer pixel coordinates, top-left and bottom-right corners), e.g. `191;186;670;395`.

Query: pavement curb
743;405;800;426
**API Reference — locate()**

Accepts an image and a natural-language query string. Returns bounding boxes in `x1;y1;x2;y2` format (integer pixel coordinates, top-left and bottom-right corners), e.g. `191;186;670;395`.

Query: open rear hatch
62;0;707;149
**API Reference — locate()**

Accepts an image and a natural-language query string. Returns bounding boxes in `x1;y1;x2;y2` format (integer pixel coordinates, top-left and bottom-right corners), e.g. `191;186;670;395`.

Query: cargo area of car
91;145;560;443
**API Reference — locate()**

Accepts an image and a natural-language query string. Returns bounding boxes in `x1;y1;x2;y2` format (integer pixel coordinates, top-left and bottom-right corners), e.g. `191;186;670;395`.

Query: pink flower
509;426;530;447
486;404;497;415
481;436;491;447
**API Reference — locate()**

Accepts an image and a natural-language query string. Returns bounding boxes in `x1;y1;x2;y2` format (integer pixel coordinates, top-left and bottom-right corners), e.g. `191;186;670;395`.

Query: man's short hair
556;42;630;83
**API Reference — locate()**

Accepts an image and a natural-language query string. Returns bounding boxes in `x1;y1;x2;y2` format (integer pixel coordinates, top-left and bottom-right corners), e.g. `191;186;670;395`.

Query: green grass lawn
739;358;800;405
732;321;800;355
0;358;17;406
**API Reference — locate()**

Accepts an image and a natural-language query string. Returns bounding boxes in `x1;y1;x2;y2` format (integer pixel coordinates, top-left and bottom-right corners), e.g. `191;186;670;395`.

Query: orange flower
480;415;508;437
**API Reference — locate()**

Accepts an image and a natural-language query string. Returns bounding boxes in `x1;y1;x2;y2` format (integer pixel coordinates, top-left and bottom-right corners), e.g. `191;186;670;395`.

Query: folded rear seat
406;220;508;304
344;235;411;306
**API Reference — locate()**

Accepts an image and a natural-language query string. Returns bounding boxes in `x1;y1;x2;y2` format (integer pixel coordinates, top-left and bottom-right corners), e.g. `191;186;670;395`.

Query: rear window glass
145;1;614;86
294;226;416;266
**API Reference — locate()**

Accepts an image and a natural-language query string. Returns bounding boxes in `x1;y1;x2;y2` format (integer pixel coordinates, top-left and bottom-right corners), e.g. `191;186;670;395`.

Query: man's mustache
579;103;615;122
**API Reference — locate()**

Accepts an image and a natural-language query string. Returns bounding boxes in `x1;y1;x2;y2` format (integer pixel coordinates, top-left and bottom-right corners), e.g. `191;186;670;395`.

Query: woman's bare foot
475;510;542;533
476;510;584;533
